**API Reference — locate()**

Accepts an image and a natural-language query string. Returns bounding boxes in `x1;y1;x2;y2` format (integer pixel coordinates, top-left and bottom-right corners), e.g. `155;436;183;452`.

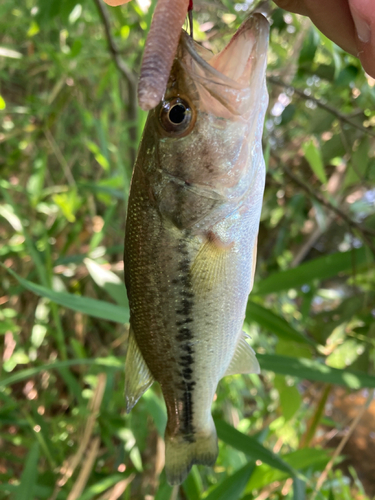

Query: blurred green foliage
1;0;375;499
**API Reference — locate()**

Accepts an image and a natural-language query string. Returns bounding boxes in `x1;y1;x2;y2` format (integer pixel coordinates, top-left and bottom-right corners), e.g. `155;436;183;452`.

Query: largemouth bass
124;13;269;485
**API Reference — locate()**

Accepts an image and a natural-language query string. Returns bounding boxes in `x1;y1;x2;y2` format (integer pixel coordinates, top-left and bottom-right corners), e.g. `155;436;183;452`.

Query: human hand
274;0;375;78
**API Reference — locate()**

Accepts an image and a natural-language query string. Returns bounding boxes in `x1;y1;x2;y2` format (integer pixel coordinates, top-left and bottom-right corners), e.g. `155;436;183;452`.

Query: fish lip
180;13;269;91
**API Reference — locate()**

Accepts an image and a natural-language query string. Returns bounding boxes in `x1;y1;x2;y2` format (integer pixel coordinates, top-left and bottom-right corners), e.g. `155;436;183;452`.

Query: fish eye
169;103;187;124
159;97;195;136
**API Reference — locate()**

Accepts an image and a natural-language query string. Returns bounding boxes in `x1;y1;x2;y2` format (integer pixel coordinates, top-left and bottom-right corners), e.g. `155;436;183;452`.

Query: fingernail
352;12;371;43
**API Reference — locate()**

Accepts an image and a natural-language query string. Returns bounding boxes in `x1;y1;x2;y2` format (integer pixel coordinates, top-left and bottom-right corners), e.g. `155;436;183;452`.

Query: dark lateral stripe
174;236;196;439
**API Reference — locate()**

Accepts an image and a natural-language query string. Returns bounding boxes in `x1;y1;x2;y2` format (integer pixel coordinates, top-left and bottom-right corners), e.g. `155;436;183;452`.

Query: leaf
0;358;123;389
274;375;301;421
0;204;23;231
143;390;167;437
86;140;109;170
52;189;81;223
15;442;39;500
0;484;53;497
293;477;306;500
335;65;359;87
36;0;60;23
84;258;128;306
79;474;127;500
204;462;254;500
215;420;298;476
321;133;345;164
183;467;203;500
246;301;315;346
245;448;329;491
298;27;318;66
258;353;375;389
326;339;362;369
78;181;125;200
27;20;40;37
0;186;48;286
301;384;331;448
254;247;373;295
155;470;174;500
4;266;129;323
303;138;327;184
281;104;296;125
219;0;237;16
0;47;23;59
308;294;365;344
345;136;370;187
319;32;342;76
311;199;328;231
308;108;334;134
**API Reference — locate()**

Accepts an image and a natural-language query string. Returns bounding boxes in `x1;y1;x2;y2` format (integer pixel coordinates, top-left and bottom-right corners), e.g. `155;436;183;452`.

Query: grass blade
4;266;129;323
0;357;123;388
15;442;39;500
215;420;298;476
183;467;203;500
246;448;330;491
293;476;306;500
204;462;254;500
259;353;375;389
246;301;315;346
84;258;128;306
254;247;372;295
303;138;327;184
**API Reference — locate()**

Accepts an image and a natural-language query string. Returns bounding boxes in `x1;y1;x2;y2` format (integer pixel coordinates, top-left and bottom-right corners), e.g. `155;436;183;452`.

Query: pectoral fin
125;327;155;413
191;232;233;294
224;332;260;376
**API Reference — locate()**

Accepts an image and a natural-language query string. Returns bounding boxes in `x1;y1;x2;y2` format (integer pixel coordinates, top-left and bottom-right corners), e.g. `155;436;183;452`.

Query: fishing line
188;0;194;38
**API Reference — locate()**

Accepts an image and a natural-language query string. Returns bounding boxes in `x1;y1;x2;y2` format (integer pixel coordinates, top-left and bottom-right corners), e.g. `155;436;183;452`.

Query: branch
93;0;136;86
93;0;138;166
267;76;375;139
282;164;375;255
311;389;375;499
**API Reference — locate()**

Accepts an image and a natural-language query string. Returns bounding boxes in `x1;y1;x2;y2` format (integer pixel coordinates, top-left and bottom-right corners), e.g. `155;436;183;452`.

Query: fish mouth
180;13;269;116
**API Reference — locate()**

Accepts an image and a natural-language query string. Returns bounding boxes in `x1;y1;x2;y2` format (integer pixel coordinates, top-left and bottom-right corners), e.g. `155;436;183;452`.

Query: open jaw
180;13;269;118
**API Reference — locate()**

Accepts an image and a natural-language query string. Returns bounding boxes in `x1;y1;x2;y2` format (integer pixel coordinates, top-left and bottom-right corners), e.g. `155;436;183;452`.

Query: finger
103;0;131;5
272;0;310;16
274;0;357;55
349;0;375;78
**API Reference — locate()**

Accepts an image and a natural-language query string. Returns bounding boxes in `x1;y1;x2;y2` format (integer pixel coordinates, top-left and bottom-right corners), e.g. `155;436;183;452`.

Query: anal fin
224;332;260;376
125;326;155;413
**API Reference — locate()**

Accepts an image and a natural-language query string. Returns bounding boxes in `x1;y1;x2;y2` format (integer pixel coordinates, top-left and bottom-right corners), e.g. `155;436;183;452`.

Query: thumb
349;0;375;78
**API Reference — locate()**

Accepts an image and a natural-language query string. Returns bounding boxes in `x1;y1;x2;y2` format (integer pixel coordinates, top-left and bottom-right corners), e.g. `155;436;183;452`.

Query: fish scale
124;13;269;485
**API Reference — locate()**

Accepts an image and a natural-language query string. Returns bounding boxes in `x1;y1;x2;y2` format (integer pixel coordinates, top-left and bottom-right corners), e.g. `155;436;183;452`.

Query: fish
124;13;269;485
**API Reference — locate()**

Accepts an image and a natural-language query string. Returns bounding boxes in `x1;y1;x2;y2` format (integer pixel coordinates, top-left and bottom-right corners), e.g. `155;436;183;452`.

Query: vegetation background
1;0;375;498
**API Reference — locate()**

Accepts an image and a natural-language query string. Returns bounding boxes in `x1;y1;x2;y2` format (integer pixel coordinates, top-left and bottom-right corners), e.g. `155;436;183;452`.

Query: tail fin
165;418;218;485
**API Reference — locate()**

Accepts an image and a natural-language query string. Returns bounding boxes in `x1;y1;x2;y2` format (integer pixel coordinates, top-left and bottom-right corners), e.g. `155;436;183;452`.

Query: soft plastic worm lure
137;0;190;110
103;0;190;110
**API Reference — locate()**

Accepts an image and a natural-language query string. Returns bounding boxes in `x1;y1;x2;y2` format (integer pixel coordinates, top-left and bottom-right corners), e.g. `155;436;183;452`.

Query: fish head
147;13;269;196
